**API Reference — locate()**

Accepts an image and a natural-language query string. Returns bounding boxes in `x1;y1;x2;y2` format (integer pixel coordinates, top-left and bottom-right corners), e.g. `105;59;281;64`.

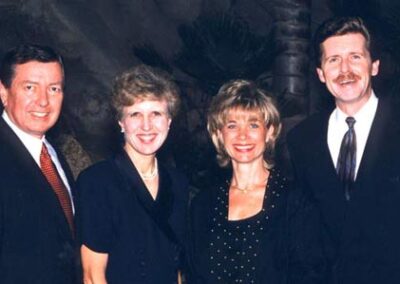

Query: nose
37;89;49;107
340;58;350;73
141;115;152;131
238;126;248;140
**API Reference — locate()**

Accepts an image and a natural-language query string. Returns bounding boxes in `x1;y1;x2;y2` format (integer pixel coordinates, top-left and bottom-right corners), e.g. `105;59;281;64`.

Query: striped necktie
336;117;357;201
40;143;74;234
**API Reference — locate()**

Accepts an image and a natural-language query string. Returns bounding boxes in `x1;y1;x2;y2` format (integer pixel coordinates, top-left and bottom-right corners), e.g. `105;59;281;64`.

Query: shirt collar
2;111;45;165
333;91;378;124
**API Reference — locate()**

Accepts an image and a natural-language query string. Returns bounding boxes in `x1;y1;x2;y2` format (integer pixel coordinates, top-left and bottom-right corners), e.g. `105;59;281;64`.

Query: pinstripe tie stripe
336;117;357;201
40;143;74;234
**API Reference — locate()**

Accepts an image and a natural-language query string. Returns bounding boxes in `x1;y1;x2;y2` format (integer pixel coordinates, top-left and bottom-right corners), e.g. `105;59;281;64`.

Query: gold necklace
231;184;253;193
231;176;269;194
139;158;158;181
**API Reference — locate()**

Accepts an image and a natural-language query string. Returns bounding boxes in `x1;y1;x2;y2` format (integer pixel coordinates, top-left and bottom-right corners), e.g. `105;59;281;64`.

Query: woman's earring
121;128;125;133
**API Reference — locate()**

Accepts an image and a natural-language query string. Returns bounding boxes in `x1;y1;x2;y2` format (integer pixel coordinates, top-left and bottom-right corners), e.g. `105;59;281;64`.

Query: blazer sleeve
76;162;117;253
287;181;327;284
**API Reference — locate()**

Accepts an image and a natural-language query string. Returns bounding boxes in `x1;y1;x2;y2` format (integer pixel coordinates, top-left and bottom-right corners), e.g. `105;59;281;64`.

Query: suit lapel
113;151;179;245
298;113;351;247
0;118;74;240
306;113;347;204
353;98;400;201
356;98;391;184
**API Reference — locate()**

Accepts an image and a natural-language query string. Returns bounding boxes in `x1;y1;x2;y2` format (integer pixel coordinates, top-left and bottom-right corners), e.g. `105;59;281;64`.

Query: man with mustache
288;17;400;284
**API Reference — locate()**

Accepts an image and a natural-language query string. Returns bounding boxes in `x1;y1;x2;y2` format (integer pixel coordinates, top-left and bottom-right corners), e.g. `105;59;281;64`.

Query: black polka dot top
208;168;284;283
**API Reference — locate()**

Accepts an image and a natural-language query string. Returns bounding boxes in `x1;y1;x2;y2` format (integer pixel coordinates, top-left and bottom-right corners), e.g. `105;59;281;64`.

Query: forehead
13;61;63;82
225;108;264;121
124;99;168;112
321;33;368;56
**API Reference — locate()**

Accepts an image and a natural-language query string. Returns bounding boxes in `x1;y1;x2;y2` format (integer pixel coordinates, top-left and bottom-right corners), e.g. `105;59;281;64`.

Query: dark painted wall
1;0;399;185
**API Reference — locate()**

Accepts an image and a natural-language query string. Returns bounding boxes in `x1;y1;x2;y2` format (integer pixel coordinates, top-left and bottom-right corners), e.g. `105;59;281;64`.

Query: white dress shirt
327;92;378;178
2;111;74;211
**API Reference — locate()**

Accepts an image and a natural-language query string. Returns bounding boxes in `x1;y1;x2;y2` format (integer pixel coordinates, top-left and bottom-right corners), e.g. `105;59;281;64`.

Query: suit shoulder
287;112;328;145
161;164;190;204
189;182;221;214
76;159;118;187
163;164;188;186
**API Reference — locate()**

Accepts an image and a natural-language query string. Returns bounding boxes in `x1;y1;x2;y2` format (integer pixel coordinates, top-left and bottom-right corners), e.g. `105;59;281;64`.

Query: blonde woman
187;80;325;283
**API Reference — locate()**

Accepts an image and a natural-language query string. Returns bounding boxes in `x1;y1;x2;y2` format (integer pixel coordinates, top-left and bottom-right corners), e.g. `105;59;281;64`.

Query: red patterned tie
40;143;74;234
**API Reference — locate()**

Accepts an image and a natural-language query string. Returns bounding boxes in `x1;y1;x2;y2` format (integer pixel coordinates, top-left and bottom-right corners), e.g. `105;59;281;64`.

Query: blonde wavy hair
207;79;281;168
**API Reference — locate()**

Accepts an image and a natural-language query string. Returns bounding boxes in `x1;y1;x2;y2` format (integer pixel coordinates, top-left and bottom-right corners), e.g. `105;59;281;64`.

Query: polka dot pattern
208;168;285;283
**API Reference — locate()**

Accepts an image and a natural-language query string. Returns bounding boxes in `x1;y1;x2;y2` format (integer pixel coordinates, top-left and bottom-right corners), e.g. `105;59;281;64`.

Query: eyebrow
20;80;38;84
248;117;261;122
20;80;63;86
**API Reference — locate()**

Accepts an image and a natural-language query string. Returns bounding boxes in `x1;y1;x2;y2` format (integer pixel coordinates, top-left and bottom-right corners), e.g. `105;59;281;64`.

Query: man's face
0;61;64;139
316;33;380;114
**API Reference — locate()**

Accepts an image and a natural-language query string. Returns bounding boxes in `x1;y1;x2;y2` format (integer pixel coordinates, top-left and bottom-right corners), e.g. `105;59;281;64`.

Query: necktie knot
346;116;356;129
40;143;50;165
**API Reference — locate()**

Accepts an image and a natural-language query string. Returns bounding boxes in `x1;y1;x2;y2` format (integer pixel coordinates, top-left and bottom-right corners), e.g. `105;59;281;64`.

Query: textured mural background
1;0;400;187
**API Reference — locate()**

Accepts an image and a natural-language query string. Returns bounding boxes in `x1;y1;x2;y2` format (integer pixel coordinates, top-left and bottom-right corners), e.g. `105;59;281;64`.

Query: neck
124;144;156;174
231;159;269;190
336;90;372;116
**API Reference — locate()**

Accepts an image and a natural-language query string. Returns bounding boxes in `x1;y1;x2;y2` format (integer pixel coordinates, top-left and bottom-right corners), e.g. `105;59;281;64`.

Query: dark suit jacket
287;98;400;284
76;150;189;284
0;118;77;284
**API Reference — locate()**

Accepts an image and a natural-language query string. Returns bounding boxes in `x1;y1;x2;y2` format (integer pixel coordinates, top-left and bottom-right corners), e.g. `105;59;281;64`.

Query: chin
137;147;161;156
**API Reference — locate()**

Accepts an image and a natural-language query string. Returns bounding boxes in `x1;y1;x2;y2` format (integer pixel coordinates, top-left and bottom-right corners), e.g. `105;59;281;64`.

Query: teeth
31;112;48;117
138;135;156;142
339;80;355;85
235;145;253;150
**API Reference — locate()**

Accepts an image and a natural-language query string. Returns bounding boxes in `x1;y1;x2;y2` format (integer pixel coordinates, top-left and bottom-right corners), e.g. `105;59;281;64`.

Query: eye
49;85;62;94
250;123;260;129
128;112;140;118
327;56;339;64
351;54;361;60
152;111;163;117
226;123;236;129
24;84;35;91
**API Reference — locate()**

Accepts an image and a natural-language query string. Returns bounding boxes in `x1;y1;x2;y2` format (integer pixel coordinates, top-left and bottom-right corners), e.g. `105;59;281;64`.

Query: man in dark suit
0;44;77;283
288;17;400;284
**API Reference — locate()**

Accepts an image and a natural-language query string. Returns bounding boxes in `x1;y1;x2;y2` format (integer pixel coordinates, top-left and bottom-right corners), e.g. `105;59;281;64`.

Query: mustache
333;72;361;84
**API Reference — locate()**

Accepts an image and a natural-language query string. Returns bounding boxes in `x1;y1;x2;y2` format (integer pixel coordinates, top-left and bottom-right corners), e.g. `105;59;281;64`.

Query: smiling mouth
338;79;356;85
137;134;157;143
233;144;254;152
31;112;49;118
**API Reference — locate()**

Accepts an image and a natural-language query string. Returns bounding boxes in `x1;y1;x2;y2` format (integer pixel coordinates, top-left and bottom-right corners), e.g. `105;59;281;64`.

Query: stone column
272;0;311;117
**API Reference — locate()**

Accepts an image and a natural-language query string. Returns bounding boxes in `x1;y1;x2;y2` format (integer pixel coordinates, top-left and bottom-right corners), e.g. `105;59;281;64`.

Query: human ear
0;81;9;107
118;121;125;133
316;68;326;83
265;126;275;143
371;59;380;76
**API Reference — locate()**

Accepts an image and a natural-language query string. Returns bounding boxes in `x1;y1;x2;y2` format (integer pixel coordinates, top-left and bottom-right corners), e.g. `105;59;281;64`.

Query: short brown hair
314;17;374;67
207;79;281;168
112;64;180;119
0;44;64;89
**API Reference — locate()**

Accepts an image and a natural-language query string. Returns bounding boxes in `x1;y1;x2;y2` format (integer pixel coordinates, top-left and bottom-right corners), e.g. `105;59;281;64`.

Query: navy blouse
76;150;189;284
